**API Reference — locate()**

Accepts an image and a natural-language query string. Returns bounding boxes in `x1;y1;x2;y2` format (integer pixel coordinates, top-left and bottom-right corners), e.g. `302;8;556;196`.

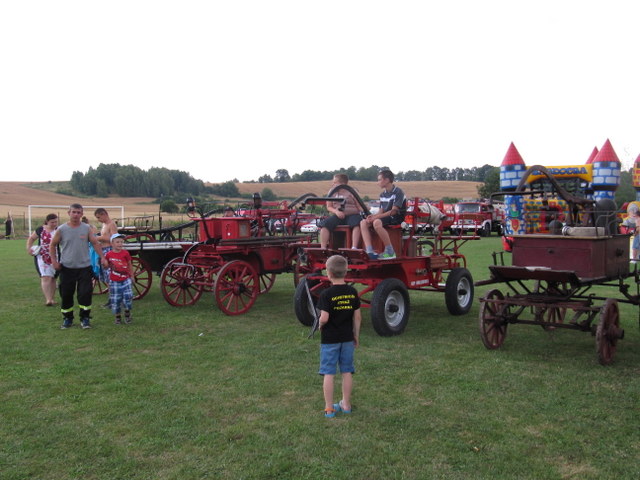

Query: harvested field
0;182;160;218
1;180;481;216
1;179;481;235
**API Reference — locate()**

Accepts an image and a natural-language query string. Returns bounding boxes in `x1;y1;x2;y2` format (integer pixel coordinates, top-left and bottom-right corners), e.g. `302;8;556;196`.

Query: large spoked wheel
131;257;152;300
479;289;508;349
596;298;624;366
259;273;276;294
214;260;259;315
160;258;204;307
371;278;410;336
92;276;109;295
445;268;474;315
293;275;322;327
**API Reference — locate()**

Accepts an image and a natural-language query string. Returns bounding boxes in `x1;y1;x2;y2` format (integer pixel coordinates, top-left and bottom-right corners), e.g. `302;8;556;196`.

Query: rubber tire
445;267;474;315
371;278;410;336
294;275;320;327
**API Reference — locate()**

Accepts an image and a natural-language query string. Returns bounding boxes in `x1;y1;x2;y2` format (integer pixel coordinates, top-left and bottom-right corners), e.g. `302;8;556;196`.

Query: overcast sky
1;1;638;183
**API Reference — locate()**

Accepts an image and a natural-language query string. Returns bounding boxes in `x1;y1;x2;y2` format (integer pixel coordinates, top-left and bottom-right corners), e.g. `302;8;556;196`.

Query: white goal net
28;205;125;233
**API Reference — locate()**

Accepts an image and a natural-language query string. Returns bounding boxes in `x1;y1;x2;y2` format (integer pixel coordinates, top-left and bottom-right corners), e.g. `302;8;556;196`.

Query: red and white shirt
105;249;132;282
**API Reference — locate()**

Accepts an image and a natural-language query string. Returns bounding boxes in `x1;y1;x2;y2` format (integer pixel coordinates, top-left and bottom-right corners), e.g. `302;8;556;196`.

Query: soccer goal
28;205;125;233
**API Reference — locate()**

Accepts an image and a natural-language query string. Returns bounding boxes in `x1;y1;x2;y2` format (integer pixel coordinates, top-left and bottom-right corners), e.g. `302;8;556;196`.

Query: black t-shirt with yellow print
317;283;361;344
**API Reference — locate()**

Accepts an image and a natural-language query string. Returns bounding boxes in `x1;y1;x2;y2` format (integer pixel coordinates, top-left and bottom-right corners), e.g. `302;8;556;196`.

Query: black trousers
58;266;93;320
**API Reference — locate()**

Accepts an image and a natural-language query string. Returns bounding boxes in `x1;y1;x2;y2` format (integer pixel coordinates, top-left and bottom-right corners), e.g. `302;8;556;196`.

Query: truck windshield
455;204;480;213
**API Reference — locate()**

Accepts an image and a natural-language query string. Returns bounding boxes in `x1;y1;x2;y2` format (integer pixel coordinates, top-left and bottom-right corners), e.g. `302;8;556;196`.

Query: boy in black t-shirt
317;255;362;418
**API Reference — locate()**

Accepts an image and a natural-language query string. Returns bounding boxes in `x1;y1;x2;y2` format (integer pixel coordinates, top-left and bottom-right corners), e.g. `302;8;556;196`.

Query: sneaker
379;252;396;260
324;408;337;418
114;318;122;325
124;315;132;324
81;318;92;329
333;401;352;414
61;319;73;329
367;251;378;260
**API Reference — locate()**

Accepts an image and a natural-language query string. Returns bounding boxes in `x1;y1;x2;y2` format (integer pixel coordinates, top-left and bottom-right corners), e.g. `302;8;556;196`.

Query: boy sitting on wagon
319;174;364;249
357;169;406;260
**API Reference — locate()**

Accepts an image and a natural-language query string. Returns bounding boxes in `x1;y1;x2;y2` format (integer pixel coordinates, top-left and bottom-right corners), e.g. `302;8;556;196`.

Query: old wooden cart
477;165;634;365
477;233;633;365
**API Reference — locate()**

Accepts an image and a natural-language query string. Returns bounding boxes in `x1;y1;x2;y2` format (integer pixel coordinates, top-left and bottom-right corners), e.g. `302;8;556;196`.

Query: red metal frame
298;196;477;310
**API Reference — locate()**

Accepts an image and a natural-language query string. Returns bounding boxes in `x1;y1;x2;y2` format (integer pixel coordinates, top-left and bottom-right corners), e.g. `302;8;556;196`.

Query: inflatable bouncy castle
500;139;622;236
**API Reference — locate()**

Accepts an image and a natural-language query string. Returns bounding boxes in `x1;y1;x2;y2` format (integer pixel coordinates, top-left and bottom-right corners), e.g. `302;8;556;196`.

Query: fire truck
451;200;505;236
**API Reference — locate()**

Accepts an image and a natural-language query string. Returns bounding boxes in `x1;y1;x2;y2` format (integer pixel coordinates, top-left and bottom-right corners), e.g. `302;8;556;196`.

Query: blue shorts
319;341;355;375
633;235;640;250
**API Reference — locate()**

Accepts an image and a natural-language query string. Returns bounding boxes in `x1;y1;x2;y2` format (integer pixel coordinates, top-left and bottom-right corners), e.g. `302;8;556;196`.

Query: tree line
67;162;637;208
71;164;208;198
68;163;496;199
256;164;497;183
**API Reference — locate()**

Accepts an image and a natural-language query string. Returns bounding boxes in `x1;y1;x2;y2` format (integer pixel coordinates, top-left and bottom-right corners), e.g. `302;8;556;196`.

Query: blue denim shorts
319;341;355;375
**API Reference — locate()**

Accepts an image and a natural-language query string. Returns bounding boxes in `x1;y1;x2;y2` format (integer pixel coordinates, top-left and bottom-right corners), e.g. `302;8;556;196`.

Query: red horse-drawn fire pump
294;185;479;336
93;192;324;309
157;196;319;315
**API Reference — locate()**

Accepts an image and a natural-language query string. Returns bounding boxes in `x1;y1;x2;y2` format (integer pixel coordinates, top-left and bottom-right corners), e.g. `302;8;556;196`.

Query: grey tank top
58;223;91;268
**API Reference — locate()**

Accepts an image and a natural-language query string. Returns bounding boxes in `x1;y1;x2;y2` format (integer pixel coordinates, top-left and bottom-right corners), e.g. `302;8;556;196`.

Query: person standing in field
5;212;13;239
94;208;119;305
50;203;108;329
105;233;134;325
317;255;361;418
26;213;59;306
94;208;118;250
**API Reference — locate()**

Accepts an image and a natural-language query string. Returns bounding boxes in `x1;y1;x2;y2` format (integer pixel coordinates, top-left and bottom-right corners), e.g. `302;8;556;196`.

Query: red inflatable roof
501;142;525;166
592;139;620;164
586;147;599;164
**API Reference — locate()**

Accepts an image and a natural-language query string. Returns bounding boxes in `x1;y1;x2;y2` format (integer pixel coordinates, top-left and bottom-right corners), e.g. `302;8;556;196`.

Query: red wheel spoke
160;259;203;307
214;260;258;315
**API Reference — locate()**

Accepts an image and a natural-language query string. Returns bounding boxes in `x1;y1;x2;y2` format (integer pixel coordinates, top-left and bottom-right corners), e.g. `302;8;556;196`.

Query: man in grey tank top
50;203;108;329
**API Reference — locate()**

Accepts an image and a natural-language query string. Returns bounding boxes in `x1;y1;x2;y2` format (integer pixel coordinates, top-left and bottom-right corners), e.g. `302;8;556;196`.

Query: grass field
2;238;639;479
